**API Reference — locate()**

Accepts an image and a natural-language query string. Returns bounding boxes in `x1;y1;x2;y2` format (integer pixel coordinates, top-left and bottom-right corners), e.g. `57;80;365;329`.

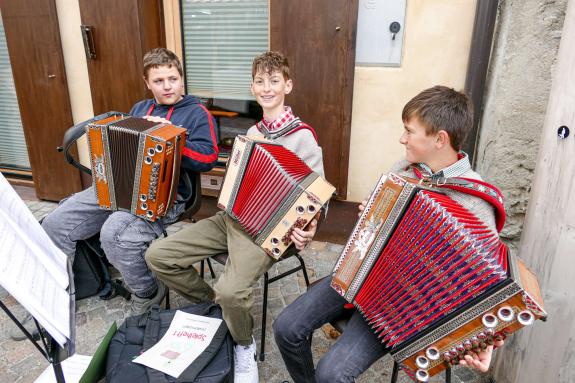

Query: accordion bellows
331;173;546;381
218;136;335;259
86;113;186;222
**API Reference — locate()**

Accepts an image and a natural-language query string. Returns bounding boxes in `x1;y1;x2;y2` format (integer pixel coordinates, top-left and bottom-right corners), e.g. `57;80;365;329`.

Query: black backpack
106;303;233;383
72;234;131;300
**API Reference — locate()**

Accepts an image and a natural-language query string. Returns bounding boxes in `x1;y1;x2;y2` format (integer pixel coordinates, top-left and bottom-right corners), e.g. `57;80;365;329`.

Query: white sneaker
234;338;259;383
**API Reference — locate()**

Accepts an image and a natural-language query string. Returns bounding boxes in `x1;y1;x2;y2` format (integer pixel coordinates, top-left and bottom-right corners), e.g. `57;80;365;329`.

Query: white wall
346;0;476;201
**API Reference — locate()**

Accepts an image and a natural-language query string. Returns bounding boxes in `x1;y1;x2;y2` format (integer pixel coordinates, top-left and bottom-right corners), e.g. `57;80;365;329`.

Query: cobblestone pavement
0;199;493;383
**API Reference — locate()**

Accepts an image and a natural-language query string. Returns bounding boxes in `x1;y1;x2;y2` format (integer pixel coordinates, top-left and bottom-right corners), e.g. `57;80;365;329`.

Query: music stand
0;259;75;383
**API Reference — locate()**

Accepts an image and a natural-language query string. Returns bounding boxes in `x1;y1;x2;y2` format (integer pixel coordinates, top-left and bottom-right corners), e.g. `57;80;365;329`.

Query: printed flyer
133;310;223;377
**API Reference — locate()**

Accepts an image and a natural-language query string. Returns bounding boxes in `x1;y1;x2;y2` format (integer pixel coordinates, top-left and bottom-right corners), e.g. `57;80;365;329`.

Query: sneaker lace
235;345;254;373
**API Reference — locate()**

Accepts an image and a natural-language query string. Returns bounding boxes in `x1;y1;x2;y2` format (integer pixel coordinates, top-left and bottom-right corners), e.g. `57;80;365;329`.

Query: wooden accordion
86;113;187;222
218;135;335;259
331;173;546;382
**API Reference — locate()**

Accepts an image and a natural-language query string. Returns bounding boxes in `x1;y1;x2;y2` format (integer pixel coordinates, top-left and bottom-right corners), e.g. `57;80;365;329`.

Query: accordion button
517;310;535;326
425;347;440;361
482;313;499;328
415;355;430;369
140;194;147;202
155;144;164;153
307;205;316;214
415;369;429;382
145;156;152;165
497;306;515;322
271;237;279;245
272;248;281;257
296;206;305;214
147;148;156;156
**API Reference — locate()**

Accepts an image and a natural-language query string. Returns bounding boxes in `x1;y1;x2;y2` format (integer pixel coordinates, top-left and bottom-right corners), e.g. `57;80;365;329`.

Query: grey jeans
42;186;184;297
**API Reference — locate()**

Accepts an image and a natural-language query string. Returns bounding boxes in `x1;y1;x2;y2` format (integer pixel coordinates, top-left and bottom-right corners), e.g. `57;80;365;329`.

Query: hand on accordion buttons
143;115;171;124
458;339;504;372
291;219;318;251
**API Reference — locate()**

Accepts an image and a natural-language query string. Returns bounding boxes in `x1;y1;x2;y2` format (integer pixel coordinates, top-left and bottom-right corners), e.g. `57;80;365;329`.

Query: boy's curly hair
402;86;473;151
143;48;183;79
251;51;290;80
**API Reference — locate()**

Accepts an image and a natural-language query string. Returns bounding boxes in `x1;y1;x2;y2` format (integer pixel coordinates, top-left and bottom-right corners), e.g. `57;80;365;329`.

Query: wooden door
271;0;358;199
79;0;165;115
0;0;82;201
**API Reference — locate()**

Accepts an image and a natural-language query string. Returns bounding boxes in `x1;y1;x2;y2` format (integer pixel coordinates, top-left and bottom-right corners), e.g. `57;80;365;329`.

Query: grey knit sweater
246;125;325;178
390;159;497;234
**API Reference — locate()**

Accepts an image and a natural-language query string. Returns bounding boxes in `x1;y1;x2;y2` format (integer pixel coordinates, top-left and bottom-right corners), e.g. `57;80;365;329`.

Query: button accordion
86;113;187;222
331;173;546;382
218;135;335;259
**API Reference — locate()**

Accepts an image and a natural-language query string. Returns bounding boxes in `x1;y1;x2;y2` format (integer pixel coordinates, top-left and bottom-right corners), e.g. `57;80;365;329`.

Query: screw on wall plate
557;126;569;139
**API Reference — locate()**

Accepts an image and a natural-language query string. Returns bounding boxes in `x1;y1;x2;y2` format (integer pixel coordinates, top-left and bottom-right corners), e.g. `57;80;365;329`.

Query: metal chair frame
201;252;310;361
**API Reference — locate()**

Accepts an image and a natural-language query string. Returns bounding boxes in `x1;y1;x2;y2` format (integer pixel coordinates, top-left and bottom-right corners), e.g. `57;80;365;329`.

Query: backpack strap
142;306;170;383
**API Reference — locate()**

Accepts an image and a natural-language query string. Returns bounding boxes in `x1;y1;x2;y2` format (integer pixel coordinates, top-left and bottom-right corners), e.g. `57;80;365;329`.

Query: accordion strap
412;166;506;232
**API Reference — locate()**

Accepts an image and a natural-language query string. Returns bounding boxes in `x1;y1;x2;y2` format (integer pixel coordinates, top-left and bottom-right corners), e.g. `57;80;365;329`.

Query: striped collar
417;151;471;181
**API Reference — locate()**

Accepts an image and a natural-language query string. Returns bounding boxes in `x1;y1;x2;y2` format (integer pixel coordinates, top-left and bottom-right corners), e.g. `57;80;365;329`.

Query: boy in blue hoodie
40;48;217;314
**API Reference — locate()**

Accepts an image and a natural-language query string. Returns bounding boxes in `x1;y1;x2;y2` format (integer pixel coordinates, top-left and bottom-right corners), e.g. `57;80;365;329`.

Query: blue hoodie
130;95;219;173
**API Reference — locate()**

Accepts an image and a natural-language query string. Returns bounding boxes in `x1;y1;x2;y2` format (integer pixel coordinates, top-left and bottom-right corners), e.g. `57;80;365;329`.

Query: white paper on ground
133;310;223;378
34;354;92;383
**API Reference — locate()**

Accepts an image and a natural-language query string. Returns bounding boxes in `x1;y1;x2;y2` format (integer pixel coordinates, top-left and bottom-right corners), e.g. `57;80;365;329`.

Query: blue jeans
273;277;389;383
42;187;184;297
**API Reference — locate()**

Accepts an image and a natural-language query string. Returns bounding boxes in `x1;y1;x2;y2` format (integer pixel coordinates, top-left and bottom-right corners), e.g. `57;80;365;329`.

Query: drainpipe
463;0;499;166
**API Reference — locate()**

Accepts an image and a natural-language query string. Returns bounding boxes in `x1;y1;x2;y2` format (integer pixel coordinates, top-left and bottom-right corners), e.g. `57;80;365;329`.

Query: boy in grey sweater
273;86;505;383
146;51;323;383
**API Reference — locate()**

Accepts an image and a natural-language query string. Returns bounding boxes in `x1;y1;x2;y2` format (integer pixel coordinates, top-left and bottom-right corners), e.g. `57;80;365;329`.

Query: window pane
181;0;269;100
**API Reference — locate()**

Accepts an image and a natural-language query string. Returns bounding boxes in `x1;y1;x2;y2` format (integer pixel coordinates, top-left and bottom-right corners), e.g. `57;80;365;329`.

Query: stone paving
0;199;493;383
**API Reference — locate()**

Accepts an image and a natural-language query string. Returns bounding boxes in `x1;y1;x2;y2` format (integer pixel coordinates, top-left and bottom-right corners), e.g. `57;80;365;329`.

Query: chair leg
390;360;400;383
294;253;310;287
206;258;216;279
260;272;269;361
165;288;170;310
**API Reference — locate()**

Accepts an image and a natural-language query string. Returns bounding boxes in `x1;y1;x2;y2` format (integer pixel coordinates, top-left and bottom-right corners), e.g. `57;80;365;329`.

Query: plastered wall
55;0;93;167
346;0;477;201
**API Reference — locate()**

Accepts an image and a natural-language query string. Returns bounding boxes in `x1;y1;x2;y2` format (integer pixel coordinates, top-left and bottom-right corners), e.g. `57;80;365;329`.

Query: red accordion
86;113;186;222
331;173;546;381
218;136;334;259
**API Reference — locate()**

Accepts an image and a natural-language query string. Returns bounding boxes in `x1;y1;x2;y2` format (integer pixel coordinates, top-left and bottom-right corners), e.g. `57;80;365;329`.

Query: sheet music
0;174;71;346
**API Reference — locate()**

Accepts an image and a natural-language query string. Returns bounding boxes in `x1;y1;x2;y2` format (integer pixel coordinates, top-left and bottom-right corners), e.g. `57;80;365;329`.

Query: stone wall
475;0;567;251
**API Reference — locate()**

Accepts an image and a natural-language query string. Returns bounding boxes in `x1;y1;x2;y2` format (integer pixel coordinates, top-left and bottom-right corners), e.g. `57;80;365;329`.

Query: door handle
81;25;96;59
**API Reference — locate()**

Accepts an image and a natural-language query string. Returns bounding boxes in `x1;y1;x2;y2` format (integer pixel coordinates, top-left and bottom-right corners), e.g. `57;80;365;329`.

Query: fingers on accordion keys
415;369;430;382
518;310;535;326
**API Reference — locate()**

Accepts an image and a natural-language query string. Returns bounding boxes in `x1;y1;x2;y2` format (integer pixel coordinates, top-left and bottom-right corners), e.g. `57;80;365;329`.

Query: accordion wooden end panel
331;173;546;382
218;135;335;260
86;113;187;222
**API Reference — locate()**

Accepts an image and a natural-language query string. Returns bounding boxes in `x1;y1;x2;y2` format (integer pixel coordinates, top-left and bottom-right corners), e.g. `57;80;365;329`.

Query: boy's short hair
252;51;290;80
143;48;183;79
402;86;473;151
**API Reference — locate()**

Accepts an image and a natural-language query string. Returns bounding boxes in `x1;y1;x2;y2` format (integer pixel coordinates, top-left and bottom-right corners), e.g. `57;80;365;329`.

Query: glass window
0;13;30;171
181;0;269;162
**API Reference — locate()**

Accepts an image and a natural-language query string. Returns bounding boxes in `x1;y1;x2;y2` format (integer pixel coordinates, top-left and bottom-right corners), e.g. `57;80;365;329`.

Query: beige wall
346;0;476;201
55;0;93;167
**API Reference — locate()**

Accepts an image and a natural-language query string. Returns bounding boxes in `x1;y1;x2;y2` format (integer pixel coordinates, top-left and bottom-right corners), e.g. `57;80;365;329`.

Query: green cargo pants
146;211;275;345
